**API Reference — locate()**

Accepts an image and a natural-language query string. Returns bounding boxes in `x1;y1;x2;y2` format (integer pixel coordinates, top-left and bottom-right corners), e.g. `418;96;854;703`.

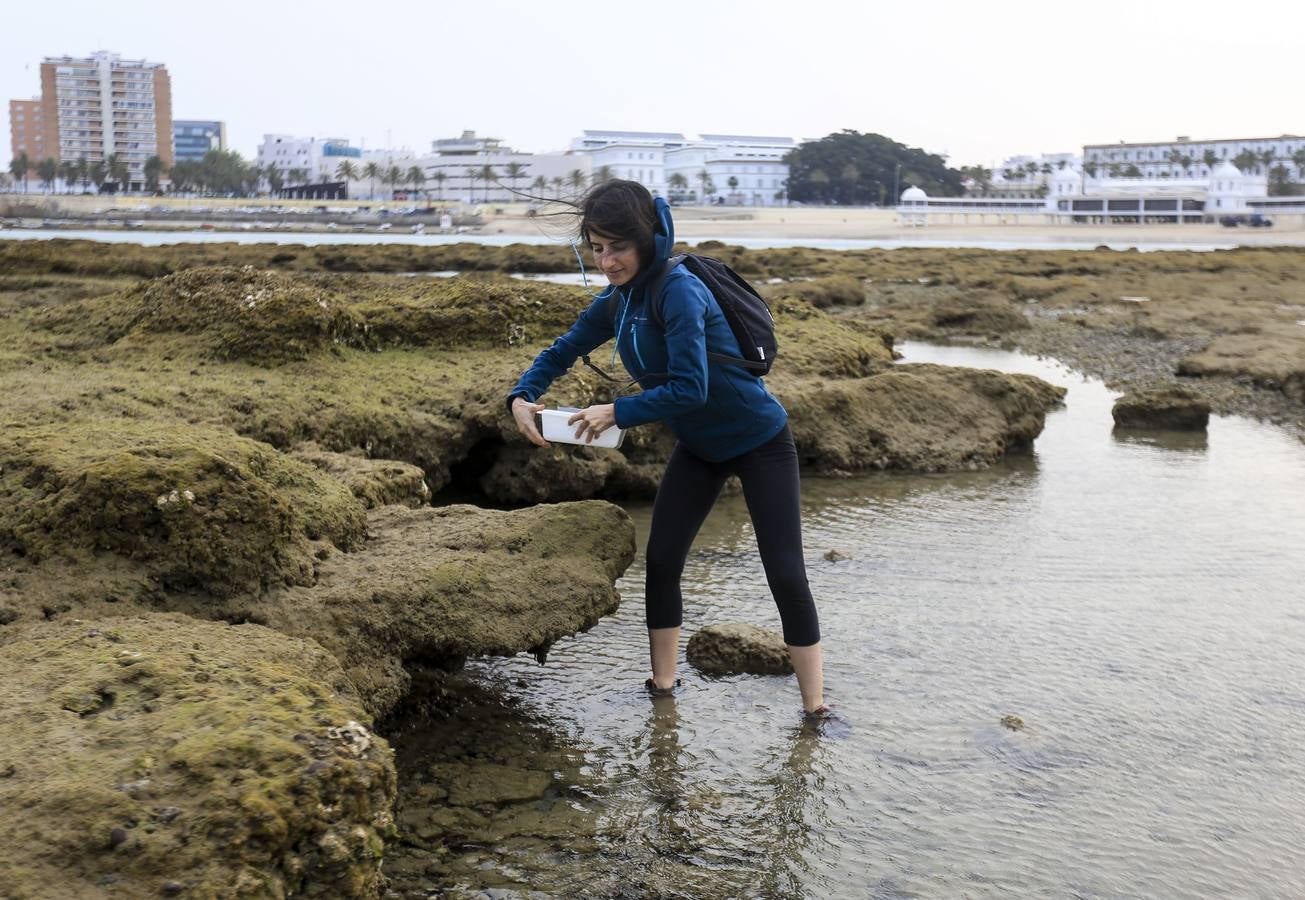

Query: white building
570;130;686;198
569;130;793;206
1083;134;1305;180
972;153;1082;198
665;135;794;206
256;134;362;187
418;131;589;203
896;160;1300;225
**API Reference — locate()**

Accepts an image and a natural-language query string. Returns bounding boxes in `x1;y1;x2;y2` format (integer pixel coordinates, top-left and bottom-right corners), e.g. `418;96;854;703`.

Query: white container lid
538;407;624;449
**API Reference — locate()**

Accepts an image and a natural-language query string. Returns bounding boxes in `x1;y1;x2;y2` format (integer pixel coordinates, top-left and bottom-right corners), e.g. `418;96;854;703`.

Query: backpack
613;254;778;375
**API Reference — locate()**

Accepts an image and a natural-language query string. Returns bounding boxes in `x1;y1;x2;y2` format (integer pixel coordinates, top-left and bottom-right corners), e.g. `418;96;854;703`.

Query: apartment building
30;51;174;190
8;99;47;173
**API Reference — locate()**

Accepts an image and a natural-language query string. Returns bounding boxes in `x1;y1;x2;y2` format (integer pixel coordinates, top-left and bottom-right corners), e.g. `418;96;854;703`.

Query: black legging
644;424;821;647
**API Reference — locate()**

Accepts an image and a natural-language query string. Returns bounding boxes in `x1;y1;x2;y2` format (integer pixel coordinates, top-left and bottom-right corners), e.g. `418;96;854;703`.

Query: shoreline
5;194;1305;249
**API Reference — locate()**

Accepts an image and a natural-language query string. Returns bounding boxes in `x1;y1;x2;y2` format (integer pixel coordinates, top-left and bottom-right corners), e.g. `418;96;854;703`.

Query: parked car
1248;213;1274;228
1219;215;1245;227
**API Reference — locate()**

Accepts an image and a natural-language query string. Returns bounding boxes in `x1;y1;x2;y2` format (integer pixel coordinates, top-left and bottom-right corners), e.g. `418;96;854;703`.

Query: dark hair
579;179;658;271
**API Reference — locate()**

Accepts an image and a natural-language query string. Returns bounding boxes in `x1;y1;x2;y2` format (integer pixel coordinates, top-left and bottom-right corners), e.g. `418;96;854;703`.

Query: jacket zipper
630;321;647;371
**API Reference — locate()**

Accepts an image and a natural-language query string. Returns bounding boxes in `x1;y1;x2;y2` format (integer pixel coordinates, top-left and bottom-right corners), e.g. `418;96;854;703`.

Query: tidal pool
387;345;1305;898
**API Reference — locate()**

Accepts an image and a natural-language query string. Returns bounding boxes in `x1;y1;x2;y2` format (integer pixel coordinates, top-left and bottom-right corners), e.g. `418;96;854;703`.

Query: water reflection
1110;426;1210;454
395;342;1305;897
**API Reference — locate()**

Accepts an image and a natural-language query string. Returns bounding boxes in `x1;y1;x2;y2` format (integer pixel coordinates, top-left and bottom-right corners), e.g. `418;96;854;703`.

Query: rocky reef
0;237;1075;895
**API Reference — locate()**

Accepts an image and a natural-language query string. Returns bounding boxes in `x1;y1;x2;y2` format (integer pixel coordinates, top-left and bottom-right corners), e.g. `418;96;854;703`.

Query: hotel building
1083;134;1305;179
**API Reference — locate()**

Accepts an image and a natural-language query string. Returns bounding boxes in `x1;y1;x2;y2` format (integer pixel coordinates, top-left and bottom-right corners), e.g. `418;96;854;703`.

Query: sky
4;0;1304;170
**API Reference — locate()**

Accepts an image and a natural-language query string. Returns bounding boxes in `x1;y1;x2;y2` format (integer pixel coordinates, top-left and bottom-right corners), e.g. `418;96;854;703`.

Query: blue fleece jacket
507;198;787;462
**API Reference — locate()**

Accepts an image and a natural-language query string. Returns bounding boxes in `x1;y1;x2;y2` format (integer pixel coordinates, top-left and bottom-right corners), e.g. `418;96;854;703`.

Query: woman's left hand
568;403;617;443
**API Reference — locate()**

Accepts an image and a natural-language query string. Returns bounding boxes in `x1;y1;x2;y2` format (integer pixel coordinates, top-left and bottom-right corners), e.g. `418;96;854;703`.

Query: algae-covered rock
686;623;794;675
1177;329;1305;404
290;442;431;508
0;615;395;900
1112;385;1212;430
36;265;371;362
781;364;1066;473
760;275;866;309
929;295;1030;333
269;501;637;717
0;422;366;595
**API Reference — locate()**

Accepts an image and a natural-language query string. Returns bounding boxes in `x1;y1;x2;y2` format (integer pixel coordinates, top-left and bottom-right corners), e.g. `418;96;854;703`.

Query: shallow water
393;345;1305;898
0;227;1251;252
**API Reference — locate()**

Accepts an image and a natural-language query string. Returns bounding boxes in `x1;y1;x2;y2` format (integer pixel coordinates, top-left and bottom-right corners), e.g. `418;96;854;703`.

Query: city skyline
4;0;1304;173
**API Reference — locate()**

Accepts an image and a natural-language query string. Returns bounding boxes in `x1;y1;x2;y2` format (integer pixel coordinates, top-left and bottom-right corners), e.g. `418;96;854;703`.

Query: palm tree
1202;149;1219;176
9;152;31;193
362;161;381;200
1083;162;1098;179
104;154;129;193
58;160;77;193
567;169;586;193
696;169;713;202
531;174;547;198
478;164;496;202
335;160;359;186
386;165;404;201
1257;148;1275;177
75;156;90;194
37;158;58;193
288;167;310;187
551;175;564;198
431;170;447;200
504;161;527;197
1233;149;1257;173
89;160;107;193
1292;148;1305;181
668;172;689;198
593;165;613;185
1268;163;1294;196
407;166;426;203
143;155;164;193
465;167;480;202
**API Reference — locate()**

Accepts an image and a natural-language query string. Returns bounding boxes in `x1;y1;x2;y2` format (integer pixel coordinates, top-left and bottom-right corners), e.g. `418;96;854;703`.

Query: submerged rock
0;615;395;899
1112;385;1211;430
686;623;794;676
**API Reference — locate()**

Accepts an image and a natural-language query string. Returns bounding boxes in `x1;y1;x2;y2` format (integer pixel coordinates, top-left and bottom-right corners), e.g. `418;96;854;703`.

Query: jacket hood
652;196;675;264
599;197;676;299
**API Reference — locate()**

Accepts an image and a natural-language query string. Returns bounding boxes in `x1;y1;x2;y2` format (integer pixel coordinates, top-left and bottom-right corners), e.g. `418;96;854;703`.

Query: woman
507;180;828;717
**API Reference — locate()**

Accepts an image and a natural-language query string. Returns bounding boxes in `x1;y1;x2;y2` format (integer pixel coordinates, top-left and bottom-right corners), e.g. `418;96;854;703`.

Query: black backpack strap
645;254;687;331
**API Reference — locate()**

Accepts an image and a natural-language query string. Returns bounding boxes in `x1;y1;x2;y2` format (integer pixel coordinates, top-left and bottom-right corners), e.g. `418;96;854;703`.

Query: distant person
506;180;831;719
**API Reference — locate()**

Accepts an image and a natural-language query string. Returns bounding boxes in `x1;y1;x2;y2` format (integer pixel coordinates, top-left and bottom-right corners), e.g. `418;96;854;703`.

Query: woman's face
588;231;641;287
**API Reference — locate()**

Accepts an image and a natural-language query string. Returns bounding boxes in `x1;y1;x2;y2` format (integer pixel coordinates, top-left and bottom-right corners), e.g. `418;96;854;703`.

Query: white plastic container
538;407;624;449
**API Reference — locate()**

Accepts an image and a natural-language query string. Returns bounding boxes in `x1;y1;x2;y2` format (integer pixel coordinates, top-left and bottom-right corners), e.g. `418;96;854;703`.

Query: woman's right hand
511;397;550;448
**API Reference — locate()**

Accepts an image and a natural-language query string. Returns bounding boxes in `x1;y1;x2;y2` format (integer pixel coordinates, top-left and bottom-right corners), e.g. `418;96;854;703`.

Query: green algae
0;422;366;595
0;615;395;900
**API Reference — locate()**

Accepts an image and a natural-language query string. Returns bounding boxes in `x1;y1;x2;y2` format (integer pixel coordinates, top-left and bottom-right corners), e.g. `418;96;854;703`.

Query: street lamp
892;163;902;208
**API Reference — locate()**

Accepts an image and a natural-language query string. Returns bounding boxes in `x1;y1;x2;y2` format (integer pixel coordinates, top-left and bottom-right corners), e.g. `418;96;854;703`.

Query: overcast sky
5;0;1303;169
